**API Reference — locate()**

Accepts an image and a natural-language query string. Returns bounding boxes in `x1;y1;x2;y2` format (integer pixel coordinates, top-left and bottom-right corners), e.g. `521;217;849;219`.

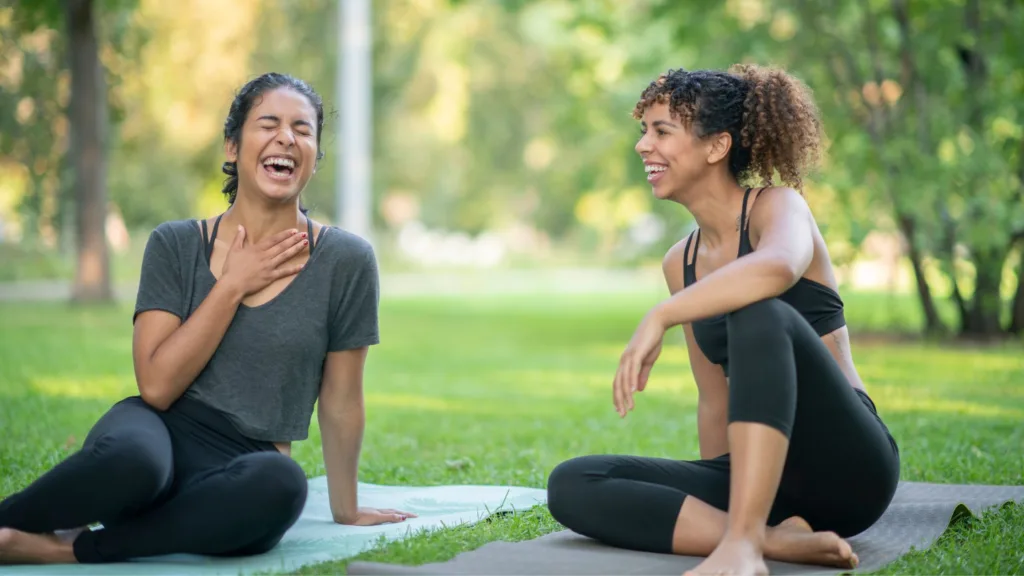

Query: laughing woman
546;64;900;576
0;73;414;565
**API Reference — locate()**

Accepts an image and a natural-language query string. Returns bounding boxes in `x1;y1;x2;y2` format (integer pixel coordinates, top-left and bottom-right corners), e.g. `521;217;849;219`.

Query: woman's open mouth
262;156;296;181
645;163;666;184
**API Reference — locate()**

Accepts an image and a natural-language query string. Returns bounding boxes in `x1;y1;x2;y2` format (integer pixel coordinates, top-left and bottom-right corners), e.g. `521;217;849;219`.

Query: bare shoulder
661;234;691;294
748;186;813;223
747;186;817;245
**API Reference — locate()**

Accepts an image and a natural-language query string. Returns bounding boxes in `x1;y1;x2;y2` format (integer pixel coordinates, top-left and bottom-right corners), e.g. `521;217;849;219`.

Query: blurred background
1;0;1022;340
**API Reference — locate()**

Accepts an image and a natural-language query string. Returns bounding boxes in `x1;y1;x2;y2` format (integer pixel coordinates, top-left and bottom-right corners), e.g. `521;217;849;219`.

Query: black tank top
683;187;846;375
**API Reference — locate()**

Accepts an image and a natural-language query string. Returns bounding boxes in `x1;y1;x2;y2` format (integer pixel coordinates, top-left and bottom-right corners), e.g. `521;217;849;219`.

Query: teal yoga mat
0;477;548;576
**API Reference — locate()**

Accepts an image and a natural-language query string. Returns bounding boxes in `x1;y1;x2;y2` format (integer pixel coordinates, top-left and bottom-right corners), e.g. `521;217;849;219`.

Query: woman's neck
221;192;304;245
682;174;747;248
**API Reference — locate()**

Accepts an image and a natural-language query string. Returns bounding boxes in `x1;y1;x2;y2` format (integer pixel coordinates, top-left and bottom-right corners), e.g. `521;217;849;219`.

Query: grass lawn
1;291;1022;574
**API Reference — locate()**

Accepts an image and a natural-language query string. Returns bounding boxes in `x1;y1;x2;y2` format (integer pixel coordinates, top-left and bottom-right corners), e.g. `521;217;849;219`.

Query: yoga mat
348;481;1024;575
0;477;547;576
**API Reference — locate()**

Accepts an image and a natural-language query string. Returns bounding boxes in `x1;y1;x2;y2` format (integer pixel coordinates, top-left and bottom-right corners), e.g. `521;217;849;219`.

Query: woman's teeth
645;164;666;181
264;157;295;170
263;157;295;180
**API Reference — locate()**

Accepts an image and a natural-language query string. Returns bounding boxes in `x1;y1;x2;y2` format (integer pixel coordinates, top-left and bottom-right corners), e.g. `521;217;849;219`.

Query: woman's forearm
319;403;365;523
136;279;245;409
654;250;800;329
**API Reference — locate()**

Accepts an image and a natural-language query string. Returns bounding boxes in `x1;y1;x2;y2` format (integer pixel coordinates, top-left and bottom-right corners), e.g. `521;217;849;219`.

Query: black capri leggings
0;395;308;563
547;298;901;554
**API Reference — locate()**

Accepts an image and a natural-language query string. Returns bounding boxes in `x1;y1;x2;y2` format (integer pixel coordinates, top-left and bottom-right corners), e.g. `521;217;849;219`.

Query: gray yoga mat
348;481;1024;575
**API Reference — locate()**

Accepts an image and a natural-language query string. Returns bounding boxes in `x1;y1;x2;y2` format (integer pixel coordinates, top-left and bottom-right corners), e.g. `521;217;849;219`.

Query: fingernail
303;240;308;245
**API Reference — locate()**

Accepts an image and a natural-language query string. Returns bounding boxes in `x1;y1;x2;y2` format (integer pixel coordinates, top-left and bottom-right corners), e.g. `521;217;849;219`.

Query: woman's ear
706;132;732;165
224;139;238;162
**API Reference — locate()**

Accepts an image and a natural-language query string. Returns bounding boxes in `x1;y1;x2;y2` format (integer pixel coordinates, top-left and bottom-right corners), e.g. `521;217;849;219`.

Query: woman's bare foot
763;516;858;569
0;528;77;564
684;536;768;576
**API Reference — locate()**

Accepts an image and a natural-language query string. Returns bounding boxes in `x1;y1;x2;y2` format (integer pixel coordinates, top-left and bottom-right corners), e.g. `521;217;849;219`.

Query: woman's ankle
723;522;768;548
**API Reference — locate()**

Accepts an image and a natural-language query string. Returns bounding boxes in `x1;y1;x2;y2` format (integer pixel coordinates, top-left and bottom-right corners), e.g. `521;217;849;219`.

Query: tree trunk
67;0;112;303
897;215;946;335
954;0;1005;339
1010;246;1024;334
963;248;1006;338
939;220;968;334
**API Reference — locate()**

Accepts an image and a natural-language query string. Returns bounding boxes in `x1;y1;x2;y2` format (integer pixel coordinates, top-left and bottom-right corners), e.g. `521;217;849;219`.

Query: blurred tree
0;8;68;246
652;0;1024;339
8;0;136;302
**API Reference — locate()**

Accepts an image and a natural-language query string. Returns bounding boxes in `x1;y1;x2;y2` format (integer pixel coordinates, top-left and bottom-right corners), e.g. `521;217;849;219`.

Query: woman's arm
133;225;307;410
318;347;367;524
683;325;730;459
133;284;245;410
653;187;815;330
318;347;416;526
613;188;817;415
662;239;729;459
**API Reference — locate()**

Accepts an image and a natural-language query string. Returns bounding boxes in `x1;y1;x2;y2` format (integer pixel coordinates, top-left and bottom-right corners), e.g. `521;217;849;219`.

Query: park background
1;0;1022;574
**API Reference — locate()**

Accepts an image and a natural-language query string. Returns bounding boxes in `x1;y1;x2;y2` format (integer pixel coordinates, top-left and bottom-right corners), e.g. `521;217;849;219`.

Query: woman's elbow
753;259;801;298
778;262;803;289
137;378;172;411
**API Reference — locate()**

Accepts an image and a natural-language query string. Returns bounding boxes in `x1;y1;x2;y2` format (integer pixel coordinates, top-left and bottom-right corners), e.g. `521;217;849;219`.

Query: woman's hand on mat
336;507;419;526
614;308;667;417
221;225;308;296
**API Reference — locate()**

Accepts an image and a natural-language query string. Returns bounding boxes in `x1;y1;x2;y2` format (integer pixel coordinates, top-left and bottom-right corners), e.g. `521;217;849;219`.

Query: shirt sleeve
327;238;381;351
133;223;185;323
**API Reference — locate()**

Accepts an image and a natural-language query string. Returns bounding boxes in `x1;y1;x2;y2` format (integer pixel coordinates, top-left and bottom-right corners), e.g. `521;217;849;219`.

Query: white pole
337;0;372;241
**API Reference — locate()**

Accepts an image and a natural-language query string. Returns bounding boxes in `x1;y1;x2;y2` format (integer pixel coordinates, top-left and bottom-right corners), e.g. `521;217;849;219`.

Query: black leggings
0;396;308;563
547;298;901;554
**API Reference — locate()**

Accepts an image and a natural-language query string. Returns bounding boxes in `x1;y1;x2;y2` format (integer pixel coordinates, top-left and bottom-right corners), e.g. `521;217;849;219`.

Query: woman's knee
546;456;602;525
727;298;793;331
237;452;308;526
88;429;174;499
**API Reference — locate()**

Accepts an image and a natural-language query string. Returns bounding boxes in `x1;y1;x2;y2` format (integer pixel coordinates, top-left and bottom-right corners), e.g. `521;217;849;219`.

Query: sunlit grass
0;291;1022;575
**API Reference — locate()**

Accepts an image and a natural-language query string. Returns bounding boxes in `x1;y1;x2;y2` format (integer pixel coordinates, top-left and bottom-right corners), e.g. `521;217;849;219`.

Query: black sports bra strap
685;229;702;266
740;187;753;232
210;214;222;243
316;225;327;243
204;214;223;262
683;230;694;267
200;219;210;261
306;217;314;254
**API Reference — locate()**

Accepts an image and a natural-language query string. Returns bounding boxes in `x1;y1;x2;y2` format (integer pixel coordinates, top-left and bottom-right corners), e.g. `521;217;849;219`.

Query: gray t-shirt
133;218;380;442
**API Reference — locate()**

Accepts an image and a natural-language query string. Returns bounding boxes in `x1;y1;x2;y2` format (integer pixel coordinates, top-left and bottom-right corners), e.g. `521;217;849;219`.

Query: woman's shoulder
142;218;204;255
149;218;203;241
314;225;375;260
310;224;378;282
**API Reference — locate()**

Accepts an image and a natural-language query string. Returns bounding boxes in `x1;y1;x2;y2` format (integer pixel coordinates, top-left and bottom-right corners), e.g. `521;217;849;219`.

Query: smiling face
225;87;320;205
634;102;714;202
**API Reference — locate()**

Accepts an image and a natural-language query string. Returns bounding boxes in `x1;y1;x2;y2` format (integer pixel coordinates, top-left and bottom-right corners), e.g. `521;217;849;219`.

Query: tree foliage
0;0;1020;333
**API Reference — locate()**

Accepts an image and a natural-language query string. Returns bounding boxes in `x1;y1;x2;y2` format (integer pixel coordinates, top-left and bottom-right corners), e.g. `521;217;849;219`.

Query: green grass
1;291;1022;574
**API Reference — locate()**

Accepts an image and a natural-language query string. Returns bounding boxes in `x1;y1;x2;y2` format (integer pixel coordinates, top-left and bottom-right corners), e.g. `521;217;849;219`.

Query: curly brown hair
632;63;824;190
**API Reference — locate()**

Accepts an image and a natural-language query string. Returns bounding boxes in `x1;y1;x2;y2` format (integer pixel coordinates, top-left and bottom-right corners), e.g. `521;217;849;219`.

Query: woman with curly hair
546;64;900;575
